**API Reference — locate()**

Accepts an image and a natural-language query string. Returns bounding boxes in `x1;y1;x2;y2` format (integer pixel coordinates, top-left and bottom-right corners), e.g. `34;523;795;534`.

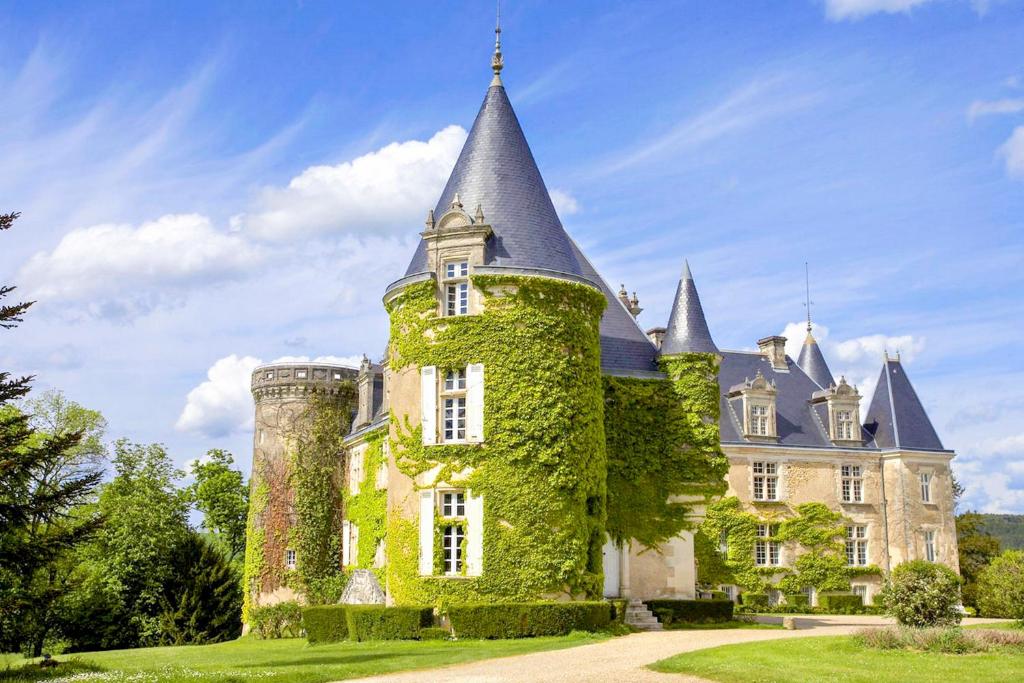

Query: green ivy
241;478;269;622
604;355;727;548
385;275;607;604
346;430;387;573
697;497;881;595
288;394;354;600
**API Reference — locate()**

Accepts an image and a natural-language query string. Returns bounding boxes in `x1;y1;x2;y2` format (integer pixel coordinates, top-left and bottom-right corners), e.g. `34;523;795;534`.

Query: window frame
285;548;297;570
441;369;468;443
845;525;869;566
752;461;780;501
754;523;781;566
841;464;864;503
920;472;933;503
924;530;937;562
442;260;470;317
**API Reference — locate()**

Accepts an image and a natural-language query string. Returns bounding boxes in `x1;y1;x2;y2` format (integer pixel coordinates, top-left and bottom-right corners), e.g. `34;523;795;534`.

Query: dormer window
444;261;469;316
729;371;778;440
811;376;862;445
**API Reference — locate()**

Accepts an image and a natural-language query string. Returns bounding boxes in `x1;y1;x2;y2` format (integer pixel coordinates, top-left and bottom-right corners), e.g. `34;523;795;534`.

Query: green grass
965;620;1023;630
1;632;606;683
649;635;1024;683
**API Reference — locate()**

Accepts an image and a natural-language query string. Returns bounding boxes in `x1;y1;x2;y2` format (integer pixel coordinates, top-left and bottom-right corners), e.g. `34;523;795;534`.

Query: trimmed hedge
419;627;451;640
646;599;733;625
818;593;865;614
448;601;611;639
784;593;809;607
250;602;303;639
303;605;433;643
304;605;349;644
346;606;433;642
739;592;769;610
609;599;629;625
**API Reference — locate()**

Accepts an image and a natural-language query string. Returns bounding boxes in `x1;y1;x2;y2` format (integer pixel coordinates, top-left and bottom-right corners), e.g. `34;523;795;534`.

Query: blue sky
1;0;1022;512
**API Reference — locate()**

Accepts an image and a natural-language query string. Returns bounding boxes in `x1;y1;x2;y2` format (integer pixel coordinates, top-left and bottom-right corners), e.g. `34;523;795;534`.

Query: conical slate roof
404;83;581;277
863;357;944;450
659;261;718;356
796;331;834;389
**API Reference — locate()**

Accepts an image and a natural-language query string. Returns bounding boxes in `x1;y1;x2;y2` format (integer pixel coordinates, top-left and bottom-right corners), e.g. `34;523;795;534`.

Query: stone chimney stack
758;335;788;370
617;285;643;318
646;326;666;350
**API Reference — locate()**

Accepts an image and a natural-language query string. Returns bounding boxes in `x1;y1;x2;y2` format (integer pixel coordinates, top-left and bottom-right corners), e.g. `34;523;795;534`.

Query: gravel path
343;616;1011;683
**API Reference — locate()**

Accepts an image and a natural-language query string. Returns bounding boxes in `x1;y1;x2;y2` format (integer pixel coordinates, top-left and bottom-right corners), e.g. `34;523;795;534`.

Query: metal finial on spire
803;262;814;334
491;1;504;85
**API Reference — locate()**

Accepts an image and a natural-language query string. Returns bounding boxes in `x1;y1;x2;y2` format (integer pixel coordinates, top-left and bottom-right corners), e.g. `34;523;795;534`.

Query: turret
659;260;718;356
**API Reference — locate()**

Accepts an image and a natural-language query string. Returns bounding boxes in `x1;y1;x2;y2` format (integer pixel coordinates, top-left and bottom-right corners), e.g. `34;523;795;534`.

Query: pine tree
159;532;242;645
0;211;103;654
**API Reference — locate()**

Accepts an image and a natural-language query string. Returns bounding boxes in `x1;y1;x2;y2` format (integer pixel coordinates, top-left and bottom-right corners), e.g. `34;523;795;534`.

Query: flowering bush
880;560;962;628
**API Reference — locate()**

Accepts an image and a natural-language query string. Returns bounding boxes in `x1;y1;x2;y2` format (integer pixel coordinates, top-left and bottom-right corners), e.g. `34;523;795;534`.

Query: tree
0;213;103;655
956;511;1001;609
188;449;248;563
158;532;242;645
975;550;1024;623
71;440;190;648
880;560;962;628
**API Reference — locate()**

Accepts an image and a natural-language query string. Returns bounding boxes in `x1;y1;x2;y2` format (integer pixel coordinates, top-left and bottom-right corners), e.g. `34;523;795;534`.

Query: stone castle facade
244;41;958;614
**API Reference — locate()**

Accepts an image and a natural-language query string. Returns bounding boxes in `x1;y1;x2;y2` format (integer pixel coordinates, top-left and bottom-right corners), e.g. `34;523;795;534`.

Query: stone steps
624;599;663;631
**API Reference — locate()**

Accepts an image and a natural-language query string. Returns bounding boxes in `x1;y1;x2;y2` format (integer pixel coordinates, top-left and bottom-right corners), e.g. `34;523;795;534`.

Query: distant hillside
979;514;1024;550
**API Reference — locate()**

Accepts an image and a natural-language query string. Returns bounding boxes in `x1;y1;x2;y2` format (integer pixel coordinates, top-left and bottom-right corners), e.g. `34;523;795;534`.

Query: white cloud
967;98;1024;122
999;125;1024;179
238;126;467;241
824;0;937;21
175;353;366;439
176;354;263;438
550;189;580;216
18;214;263;318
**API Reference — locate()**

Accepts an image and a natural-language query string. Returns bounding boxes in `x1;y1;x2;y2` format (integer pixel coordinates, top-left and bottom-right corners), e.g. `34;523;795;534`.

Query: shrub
609;599;629;625
739;592;768;610
419;627;451;640
707;590;727;601
344;606;432;642
817;593;865;614
857;626;1024;654
784;593;809;608
249;602;303;639
881;560;962;627
447;601;611;639
976;550;1024;622
646;599;733;625
303;606;348;644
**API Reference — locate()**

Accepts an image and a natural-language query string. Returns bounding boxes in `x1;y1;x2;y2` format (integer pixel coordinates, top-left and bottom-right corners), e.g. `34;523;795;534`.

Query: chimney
617;284;643;318
646;327;667;350
758;335;788;370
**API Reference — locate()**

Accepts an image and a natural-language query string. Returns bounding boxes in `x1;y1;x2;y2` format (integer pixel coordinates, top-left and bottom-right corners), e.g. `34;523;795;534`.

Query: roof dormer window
812;376;862;445
729;371;778;440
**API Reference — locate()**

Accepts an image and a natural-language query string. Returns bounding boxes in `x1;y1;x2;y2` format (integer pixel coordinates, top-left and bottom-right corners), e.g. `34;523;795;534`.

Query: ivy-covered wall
385;275;607;604
695;496;881;595
346;429;387;575
604;358;727;549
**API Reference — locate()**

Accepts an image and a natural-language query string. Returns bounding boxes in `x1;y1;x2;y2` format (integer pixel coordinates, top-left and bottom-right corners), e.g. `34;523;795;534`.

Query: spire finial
804;261;814;334
491;1;504;85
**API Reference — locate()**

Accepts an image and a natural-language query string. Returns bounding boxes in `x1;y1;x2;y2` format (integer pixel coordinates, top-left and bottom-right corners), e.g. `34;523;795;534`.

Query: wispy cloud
592;75;821;177
999;125;1024;178
823;0;938;21
967;98;1024;122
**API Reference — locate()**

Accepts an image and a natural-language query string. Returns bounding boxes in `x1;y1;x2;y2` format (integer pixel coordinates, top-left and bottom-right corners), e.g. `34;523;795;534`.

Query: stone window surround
840;462;865;504
442;257;471;317
750;458;784;502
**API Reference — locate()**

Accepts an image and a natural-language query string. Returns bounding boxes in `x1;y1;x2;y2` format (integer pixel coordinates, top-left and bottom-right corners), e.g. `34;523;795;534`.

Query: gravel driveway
343;616;1011;683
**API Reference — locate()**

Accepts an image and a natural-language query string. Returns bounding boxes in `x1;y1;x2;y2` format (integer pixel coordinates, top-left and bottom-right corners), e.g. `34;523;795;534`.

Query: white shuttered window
421;366;437;445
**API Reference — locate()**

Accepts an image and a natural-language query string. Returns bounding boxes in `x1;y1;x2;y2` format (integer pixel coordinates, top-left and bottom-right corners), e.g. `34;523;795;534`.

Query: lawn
0;632;606;683
648;634;1024;683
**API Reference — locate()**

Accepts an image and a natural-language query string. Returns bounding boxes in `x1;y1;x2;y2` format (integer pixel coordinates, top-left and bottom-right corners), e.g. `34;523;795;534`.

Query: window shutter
421;366;437;445
418;489;435;576
351;523;360;566
466;363;485;443
341;520;351;566
466;490;484;577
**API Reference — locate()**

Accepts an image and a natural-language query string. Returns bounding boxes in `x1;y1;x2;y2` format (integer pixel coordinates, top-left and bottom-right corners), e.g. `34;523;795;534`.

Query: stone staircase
624;599;662;631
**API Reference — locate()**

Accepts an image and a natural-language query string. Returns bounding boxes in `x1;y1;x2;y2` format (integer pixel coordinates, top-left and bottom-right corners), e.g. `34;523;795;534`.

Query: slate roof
404;83;581;277
569;240;658;374
660;261;718;356
863;358;945;451
796;331;834;389
717;351;866;448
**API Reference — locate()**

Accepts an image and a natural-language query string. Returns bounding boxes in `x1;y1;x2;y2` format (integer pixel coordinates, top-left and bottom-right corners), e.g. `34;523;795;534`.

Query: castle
243;30;959;617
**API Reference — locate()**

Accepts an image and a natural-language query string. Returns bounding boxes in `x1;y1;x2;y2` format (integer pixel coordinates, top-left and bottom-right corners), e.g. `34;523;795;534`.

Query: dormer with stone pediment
419;194;493;317
811;376;862;445
728;370;779;441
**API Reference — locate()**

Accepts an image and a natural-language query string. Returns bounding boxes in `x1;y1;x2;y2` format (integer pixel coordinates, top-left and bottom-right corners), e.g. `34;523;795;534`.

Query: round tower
244;361;358;619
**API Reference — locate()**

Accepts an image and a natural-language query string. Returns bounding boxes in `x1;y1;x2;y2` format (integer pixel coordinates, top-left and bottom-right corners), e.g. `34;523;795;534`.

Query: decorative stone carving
339;569;385;605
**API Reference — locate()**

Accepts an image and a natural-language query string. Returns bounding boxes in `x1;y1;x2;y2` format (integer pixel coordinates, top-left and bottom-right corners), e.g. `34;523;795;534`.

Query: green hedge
707;590;728;601
818;593;865;614
303;606;349;643
250;602;303;639
419;627;451;640
346;606;433;642
609;599;629;625
739;592;768;610
784;593;809;607
448;601;611;639
646;599;733;625
303;605;434;642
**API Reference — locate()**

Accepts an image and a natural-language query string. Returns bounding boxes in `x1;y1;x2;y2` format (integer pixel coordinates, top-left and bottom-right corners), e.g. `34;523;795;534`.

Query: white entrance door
602;538;621;598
